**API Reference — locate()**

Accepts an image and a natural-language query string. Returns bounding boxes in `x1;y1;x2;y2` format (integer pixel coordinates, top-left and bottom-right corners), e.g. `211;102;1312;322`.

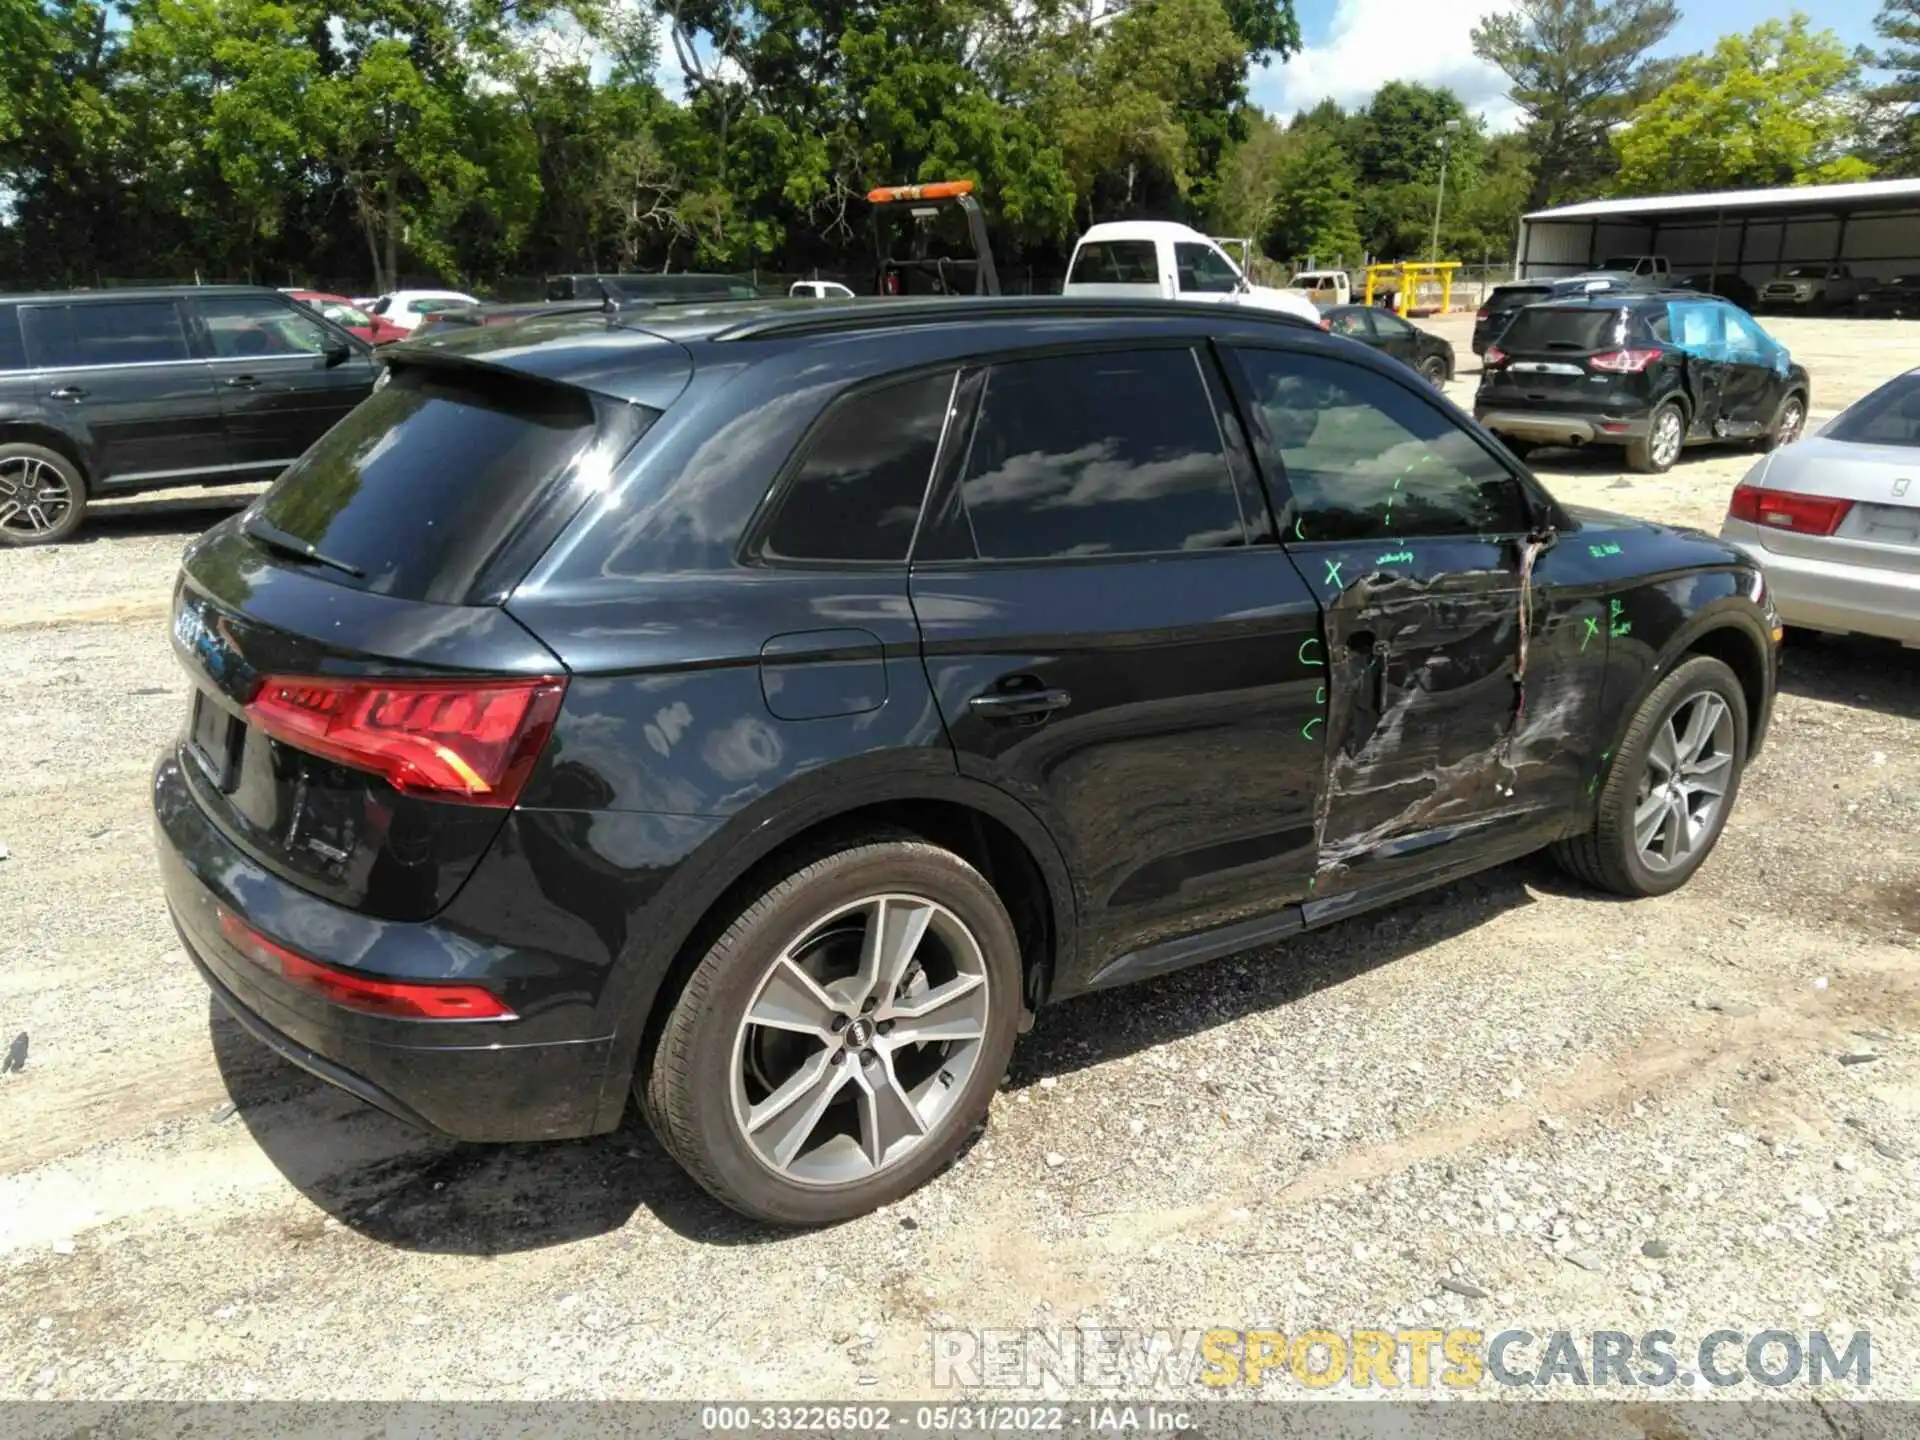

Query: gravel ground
2;319;1918;1411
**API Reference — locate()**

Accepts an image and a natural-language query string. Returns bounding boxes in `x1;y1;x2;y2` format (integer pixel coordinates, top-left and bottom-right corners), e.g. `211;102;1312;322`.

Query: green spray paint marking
1586;750;1612;796
1323;558;1344;590
1315;684;1326;704
1299;637;1325;667
1376;549;1415;566
1609;598;1632;637
1302;716;1324;740
1588;541;1623;559
1580;614;1601;651
1293;515;1306;540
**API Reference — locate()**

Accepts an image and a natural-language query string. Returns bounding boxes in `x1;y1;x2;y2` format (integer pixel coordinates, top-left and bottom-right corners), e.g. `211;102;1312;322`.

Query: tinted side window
195;296;333;357
1234;349;1527;543
1174;243;1240;294
956;349;1245;560
23;301;189;367
0;305;22;371
758;370;954;564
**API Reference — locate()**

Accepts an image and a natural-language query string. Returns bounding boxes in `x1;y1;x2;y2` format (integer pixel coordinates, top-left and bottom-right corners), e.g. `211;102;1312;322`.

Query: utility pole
1430;119;1462;263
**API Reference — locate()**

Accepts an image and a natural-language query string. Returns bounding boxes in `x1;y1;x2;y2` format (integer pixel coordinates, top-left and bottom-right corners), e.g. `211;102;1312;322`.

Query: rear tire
1417;355;1448;388
1627;401;1684;474
642;835;1022;1225
1551;655;1749;898
0;444;87;546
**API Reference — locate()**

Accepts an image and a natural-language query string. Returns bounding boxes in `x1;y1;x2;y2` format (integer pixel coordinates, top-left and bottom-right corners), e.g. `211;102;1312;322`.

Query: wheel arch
0;422;90;480
598;775;1077;1126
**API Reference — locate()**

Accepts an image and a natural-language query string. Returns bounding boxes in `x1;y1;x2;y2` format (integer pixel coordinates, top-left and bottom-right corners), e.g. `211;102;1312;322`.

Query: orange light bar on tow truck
867;180;975;204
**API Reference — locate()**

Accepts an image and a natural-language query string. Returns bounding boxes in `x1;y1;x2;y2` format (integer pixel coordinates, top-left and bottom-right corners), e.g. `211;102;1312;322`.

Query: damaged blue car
154;295;1779;1225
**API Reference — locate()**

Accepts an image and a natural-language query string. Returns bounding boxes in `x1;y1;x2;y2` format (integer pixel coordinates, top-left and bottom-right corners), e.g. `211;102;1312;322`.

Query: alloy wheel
729;893;991;1185
1650;408;1684;469
1777;397;1805;445
1633;692;1735;873
0;456;74;539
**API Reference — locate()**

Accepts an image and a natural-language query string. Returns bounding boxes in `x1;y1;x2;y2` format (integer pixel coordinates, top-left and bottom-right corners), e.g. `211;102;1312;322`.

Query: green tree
1866;0;1920;174
1611;15;1875;194
1472;0;1679;208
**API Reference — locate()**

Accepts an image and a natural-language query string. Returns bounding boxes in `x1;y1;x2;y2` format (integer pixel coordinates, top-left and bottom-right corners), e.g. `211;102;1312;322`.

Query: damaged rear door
1226;346;1594;897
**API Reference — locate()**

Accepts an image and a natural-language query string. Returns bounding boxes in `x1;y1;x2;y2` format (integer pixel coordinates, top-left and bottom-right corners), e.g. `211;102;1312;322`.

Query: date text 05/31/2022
700;1405;1188;1432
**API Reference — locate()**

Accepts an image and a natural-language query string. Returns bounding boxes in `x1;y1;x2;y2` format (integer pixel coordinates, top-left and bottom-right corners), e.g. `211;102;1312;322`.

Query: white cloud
1251;0;1525;131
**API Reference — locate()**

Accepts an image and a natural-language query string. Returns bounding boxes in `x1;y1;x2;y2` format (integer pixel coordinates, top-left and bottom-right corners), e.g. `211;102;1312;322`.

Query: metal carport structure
1516;179;1920;286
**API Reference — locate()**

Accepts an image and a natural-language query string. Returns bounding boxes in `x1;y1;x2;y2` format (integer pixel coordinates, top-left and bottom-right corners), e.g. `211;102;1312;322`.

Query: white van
1286;269;1351;306
1063;221;1320;323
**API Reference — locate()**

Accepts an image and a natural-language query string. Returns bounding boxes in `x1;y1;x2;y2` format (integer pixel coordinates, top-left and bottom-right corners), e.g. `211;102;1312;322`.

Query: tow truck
867;180;1001;297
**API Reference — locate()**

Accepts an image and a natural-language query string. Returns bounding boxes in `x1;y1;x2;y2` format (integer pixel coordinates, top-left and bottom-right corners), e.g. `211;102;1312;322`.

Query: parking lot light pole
1430;119;1462;262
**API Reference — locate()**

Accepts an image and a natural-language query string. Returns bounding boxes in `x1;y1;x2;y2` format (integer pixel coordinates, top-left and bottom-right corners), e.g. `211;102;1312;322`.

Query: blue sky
1253;0;1888;128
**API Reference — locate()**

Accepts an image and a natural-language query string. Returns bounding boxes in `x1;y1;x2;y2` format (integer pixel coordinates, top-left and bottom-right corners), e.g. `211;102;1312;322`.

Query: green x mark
1323;558;1344;589
1581;615;1601;651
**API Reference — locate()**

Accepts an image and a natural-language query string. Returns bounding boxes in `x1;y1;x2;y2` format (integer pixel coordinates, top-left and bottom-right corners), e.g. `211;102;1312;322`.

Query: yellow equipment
1362;261;1461;317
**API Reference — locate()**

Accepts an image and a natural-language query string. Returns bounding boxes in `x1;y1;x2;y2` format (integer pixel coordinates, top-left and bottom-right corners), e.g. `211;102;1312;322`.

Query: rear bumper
153;753;619;1141
1720;522;1920;646
1474;409;1650;445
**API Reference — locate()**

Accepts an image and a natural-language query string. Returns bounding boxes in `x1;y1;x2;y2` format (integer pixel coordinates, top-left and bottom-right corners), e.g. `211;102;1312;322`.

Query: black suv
154;298;1778;1224
1475;293;1810;473
0;286;376;544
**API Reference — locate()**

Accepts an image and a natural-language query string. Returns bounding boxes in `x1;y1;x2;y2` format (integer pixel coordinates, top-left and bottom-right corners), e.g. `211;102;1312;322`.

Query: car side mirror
323;341;353;368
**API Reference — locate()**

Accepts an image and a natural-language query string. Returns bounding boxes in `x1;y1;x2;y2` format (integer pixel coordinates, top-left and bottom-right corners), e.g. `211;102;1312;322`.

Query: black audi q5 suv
155;297;1779;1223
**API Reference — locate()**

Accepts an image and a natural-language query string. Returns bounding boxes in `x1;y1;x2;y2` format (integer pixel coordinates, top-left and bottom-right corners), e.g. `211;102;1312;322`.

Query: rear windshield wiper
243;513;367;580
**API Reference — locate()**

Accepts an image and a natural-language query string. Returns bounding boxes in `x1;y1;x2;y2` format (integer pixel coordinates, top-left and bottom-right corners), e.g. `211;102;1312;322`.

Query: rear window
0;305;22;371
1825;375;1920;449
1068;241;1159;286
1496;306;1625;352
1487;285;1550;313
251;366;634;603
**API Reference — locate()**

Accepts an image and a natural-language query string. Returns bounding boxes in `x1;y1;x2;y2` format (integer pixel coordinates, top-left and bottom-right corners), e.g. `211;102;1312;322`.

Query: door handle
224;375;261;389
49;385;87;401
968;685;1072;719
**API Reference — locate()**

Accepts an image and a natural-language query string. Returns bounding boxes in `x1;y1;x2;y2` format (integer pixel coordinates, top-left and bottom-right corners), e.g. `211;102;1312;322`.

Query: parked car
1063;221;1321;322
0;285;375;545
1475;292;1809;473
1599;254;1673;288
1319;303;1453;385
1721;367;1920;647
1674;272;1759;312
1758;264;1864;312
1286;269;1351;307
413;299;604;334
154;295;1780;1223
790;280;857;300
1472;273;1633;356
286;290;409;345
1857;273;1920;318
367;290;482;332
546;273;759;304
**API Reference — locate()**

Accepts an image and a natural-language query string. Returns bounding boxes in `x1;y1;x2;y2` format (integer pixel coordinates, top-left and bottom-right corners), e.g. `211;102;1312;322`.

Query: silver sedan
1720;370;1920;647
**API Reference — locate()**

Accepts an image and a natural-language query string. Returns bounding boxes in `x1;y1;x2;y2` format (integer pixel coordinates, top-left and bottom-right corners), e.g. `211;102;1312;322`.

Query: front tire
1417;355;1448;388
1552;655;1749;897
0;444;87;546
642;836;1022;1225
1761;391;1806;451
1627;401;1685;474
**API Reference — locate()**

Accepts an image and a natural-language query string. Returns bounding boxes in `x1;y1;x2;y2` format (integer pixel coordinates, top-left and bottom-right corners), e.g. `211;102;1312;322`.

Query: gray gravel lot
2;320;1917;1411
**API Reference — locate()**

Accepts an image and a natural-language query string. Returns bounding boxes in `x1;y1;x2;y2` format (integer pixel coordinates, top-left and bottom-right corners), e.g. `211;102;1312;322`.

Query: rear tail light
1588;348;1663;374
1475;308;1489;321
1728;483;1853;536
245;674;566;807
1483;345;1506;367
218;910;516;1019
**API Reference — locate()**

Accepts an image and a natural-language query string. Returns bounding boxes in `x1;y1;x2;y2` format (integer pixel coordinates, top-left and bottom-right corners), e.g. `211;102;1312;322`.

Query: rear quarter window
0;305;22;371
251;366;645;604
1068;242;1159;286
1826;377;1920;448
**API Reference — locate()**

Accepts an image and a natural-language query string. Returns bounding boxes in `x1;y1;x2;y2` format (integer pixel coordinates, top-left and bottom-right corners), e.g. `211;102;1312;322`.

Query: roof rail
712;295;1323;342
